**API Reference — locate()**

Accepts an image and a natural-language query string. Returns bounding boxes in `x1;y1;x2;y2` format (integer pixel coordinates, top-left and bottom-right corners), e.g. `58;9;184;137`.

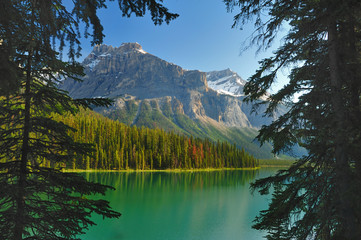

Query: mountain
60;43;293;159
206;68;246;97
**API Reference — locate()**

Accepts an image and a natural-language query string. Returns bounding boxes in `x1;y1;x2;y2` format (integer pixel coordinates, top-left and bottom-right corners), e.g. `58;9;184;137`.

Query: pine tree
225;0;361;239
0;1;178;239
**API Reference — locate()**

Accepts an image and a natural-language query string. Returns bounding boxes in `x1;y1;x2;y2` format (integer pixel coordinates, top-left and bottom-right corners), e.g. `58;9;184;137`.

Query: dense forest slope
53;110;259;170
60;43;286;159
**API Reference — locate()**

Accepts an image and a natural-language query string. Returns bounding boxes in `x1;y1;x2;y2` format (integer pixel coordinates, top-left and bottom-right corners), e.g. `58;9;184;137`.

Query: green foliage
0;80;119;240
174;113;208;137
0;1;178;239
258;159;295;167
53;110;259;170
118;0;178;25
134;101;180;131
104;100;139;125
160;99;173;118
225;0;361;239
106;102;277;158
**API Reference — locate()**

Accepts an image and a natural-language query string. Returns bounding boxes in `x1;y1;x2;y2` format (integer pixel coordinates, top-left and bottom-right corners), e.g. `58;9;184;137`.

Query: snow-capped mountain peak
206;69;246;97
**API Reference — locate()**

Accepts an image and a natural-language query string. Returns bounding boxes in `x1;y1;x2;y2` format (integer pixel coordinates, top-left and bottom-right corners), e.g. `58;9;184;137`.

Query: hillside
60;43;296;159
52;110;259;170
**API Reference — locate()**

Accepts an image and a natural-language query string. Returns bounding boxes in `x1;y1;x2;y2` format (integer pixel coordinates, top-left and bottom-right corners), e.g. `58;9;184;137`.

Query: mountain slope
53;110;259;170
60;43;292;159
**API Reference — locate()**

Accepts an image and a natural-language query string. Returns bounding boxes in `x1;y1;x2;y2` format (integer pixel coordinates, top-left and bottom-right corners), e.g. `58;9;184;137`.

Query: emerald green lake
81;169;279;240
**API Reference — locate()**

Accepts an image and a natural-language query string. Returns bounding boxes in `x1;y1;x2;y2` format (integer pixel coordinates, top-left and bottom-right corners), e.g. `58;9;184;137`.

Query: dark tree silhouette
0;1;178;239
224;0;361;239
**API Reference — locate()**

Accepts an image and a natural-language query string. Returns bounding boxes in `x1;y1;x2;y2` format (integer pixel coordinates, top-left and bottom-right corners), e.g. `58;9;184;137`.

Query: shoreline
61;167;261;173
258;165;292;168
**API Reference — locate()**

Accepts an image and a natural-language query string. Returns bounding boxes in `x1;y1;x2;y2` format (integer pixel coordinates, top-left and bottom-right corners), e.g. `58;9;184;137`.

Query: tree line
53;110;259;170
0;1;178;239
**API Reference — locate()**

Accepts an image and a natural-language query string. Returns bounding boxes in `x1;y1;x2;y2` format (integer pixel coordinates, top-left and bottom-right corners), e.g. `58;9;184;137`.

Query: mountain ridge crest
60;42;290;158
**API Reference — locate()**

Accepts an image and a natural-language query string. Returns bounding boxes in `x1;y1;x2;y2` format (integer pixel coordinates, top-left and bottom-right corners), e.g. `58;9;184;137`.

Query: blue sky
78;0;288;93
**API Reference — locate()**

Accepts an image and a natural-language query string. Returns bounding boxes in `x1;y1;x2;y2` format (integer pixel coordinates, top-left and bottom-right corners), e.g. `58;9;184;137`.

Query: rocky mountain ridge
60;43;291;158
206;68;246;97
64;43;207;99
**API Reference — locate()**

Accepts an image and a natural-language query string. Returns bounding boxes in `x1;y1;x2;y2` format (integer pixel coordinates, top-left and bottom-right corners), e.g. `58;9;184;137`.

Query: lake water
81;169;279;240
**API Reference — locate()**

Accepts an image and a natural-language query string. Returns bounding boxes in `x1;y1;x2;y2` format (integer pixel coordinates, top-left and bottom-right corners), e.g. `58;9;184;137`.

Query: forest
52;110;259;170
2;0;360;239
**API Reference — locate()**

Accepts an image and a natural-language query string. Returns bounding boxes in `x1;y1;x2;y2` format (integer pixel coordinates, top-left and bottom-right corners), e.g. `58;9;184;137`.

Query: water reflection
85;170;260;192
82;169;279;240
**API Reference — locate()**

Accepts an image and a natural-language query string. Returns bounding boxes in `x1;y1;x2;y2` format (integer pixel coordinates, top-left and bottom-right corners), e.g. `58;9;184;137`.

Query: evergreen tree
0;1;178;239
225;0;361;239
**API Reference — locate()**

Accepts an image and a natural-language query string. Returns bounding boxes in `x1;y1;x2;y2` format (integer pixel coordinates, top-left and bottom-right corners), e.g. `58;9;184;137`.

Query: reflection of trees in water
84;170;274;193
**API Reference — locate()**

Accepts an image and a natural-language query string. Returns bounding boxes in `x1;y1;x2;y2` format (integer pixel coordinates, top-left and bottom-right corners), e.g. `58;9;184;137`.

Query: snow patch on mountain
136;48;147;54
99;53;111;57
206;69;246;97
87;59;100;70
84;43;149;71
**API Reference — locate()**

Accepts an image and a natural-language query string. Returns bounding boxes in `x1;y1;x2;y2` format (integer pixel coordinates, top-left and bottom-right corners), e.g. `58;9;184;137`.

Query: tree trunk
14;50;33;240
346;16;361;194
327;16;356;239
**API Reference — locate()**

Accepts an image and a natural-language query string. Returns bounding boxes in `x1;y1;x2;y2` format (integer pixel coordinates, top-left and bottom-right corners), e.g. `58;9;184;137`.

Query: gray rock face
61;43;206;100
60;43;276;129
